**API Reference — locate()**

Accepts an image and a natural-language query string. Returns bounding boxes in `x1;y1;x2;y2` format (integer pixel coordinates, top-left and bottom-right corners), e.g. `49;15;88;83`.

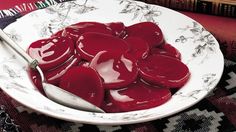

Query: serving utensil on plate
0;29;105;113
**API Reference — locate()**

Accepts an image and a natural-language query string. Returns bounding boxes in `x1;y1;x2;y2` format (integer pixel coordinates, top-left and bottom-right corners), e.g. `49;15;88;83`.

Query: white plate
0;0;224;125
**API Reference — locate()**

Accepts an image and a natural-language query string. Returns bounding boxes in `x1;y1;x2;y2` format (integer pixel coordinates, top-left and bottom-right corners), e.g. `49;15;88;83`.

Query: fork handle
0;29;38;69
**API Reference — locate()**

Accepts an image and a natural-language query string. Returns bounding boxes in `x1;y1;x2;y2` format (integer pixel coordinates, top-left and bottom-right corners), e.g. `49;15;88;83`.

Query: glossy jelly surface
90;51;138;89
27;36;74;70
28;21;190;113
126;22;164;47
124;36;149;60
76;32;129;61
53;22;112;42
59;66;104;107
108;80;171;112
150;43;181;60
139;55;190;88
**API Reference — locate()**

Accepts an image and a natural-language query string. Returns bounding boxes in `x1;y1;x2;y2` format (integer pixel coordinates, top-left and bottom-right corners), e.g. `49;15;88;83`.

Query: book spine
196;0;236;17
140;0;236;17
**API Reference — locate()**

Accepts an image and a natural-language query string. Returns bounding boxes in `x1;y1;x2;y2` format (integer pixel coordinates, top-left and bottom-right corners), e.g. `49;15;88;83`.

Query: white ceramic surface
0;0;224;125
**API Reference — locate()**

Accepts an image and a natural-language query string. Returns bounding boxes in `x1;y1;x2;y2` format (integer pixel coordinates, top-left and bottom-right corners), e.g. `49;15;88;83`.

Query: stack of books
142;0;236;17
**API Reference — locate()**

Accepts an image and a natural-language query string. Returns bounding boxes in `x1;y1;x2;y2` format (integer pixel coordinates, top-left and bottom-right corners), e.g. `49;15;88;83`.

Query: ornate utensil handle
0;29;38;69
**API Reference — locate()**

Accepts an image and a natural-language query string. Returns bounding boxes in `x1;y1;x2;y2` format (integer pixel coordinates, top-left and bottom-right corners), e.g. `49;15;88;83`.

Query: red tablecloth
0;0;236;132
0;0;38;9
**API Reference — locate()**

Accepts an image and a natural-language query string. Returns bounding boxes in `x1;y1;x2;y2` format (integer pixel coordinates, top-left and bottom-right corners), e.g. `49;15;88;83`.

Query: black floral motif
175;35;188;43
119;0;161;22
175;73;217;99
46;0;97;15
44;0;97;36
175;90;201;100
202;73;217;89
2;65;21;79
176;22;216;59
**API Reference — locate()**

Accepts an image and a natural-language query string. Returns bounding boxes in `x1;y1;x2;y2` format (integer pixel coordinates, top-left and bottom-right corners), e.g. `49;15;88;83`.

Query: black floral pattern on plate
119;0;161;22
176;22;216;60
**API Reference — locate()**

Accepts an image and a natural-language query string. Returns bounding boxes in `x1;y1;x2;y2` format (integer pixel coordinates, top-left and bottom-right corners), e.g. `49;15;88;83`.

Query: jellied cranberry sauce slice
126;22;164;47
44;56;79;85
138;55;190;88
52;22;112;42
106;22;126;38
76;32;130;61
150;43;181;60
90;51;138;89
101;91;122;113
27;36;74;70
28;21;190;113
124;36;149;60
59;66;104;107
108;80;171;112
29;69;44;94
28;56;80;94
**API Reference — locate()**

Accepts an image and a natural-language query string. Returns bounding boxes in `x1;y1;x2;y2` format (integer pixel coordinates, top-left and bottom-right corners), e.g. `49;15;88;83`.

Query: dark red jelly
101;100;121;113
126;22;164;47
27;36;75;70
150;43;181;60
124;36;149;60
28;21;190;113
59;66;104;107
29;69;44;94
76;32;130;61
52;22;112;42
101;91;122;113
90;51;138;89
106;22;126;38
44;56;79;85
108;80;171;112
138;55;190;88
28;56;79;94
